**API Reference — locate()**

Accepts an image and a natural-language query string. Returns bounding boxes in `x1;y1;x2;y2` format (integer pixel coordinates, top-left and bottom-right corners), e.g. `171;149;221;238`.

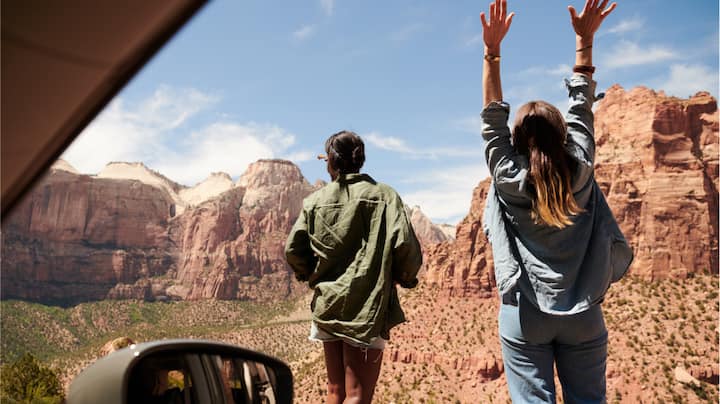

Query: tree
0;353;64;404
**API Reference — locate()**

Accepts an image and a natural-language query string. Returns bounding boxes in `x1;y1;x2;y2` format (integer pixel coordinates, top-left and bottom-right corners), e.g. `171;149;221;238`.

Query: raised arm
568;0;617;78
481;0;514;107
564;0;617;190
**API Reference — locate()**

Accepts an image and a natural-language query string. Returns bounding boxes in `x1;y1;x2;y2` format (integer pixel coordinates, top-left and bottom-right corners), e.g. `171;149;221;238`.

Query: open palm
480;0;515;51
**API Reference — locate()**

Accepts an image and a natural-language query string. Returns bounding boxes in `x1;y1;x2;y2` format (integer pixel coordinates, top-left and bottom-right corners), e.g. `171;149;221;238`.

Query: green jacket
285;173;423;345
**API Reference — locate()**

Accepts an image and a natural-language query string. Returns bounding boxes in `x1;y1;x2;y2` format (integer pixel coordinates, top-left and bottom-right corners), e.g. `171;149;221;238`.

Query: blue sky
62;0;719;224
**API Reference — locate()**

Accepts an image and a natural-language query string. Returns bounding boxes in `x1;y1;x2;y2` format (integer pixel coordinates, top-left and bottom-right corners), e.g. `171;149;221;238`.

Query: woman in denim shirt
480;1;633;402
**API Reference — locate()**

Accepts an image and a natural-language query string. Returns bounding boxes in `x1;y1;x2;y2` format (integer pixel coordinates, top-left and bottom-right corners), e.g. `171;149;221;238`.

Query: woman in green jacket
285;130;423;404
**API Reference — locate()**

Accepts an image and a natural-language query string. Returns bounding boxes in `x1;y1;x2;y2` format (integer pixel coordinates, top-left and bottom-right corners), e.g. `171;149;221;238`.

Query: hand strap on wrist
484;54;501;62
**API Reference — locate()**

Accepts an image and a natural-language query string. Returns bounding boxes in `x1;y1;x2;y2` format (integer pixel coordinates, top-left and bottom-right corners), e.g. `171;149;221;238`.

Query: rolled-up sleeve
481;101;530;202
565;73;598;191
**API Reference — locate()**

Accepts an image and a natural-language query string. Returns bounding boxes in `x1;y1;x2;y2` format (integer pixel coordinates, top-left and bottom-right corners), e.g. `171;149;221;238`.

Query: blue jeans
499;294;608;404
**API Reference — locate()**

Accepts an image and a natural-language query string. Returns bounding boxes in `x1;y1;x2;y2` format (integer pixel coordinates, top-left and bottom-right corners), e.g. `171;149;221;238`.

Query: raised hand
480;0;515;54
568;0;617;40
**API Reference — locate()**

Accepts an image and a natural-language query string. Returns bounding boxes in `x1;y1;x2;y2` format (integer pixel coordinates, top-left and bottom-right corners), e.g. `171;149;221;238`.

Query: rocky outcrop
167;159;316;301
1;169;176;305
386;348;503;381
423;178;495;296
98;162;188;215
407;205;454;246
179;172;235;207
1;159;315;304
594;87;718;279
50;159;79;174
424;88;718;294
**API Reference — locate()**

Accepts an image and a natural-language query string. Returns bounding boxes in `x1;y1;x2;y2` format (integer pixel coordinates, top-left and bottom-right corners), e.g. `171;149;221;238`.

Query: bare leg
343;343;383;404
323;341;346;404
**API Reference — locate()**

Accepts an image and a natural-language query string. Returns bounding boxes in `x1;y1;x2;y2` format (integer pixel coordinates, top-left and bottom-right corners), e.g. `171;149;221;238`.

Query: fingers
601;2;617;17
568;5;578;20
480;12;489;29
505;11;515;29
501;0;507;21
580;0;590;16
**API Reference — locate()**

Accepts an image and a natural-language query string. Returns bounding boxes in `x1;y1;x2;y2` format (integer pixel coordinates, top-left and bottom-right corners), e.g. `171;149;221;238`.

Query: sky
61;0;719;225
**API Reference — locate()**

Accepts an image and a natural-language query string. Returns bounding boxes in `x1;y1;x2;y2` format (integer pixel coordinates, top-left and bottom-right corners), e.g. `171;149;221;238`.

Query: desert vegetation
1;274;717;403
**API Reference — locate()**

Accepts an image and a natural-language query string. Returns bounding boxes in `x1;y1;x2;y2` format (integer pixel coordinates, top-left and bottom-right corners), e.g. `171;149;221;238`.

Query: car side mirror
67;339;293;404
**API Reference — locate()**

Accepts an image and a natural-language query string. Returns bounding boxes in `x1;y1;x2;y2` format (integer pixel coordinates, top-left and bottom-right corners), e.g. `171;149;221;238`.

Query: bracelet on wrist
573;64;596;74
576;44;593;52
484;54;501;62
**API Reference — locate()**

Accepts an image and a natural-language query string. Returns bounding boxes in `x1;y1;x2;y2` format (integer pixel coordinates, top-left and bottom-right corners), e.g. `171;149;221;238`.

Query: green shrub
0;353;63;403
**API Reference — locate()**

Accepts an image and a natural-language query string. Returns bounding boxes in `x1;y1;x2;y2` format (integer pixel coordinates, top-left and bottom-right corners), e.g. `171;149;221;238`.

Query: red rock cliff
1;168;176;304
1;159;316;304
169;159;315;301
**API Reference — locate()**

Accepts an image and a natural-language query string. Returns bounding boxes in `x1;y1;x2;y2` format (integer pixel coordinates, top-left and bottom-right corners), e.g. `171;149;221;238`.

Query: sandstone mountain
406;205;455;246
1;159;446;305
2;166;176;304
97;162;188;214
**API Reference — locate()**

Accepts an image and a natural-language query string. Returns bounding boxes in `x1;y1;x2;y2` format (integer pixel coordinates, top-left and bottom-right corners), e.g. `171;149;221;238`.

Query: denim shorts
309;322;387;350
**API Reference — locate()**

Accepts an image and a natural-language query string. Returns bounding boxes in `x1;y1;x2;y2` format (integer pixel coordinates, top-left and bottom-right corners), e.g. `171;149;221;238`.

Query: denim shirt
481;74;634;315
285;173;423;344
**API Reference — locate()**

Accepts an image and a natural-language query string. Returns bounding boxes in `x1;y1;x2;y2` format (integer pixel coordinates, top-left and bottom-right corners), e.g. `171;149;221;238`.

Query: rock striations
170;159;315;301
1;159;316;304
594;87;718;279
1;166;176;304
406;205;455;246
423;88;718;295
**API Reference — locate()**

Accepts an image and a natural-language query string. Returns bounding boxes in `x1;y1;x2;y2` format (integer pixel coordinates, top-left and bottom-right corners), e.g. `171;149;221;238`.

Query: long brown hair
512;101;582;228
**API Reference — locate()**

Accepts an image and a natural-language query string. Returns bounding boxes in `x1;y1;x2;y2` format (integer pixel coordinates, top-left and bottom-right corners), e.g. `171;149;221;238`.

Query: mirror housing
67;339;293;404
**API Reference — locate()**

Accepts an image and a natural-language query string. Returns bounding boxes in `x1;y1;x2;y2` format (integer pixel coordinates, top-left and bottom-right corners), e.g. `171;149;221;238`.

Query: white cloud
320;0;334;16
62;86;308;185
364;131;482;159
516;64;571;78
154;122;300;185
390;23;427;42
464;33;483;48
365;132;413;153
62;86;218;175
453;116;484;136
402;164;490;224
293;24;316;41
603;17;644;35
657;64;719;98
604;40;676;68
284;150;316;163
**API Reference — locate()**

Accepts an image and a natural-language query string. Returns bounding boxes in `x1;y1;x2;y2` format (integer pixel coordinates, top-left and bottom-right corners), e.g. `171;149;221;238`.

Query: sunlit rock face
593;87;718;279
1;166;176;305
1;159;315;304
170;159;316;301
